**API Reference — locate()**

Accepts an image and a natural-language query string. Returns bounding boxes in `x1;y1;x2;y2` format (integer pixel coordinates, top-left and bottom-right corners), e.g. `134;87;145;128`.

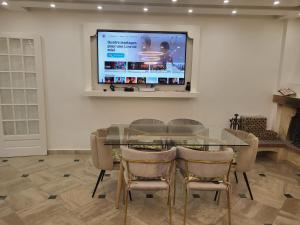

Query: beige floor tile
280;198;300;219
6;187;48;211
0;213;26;225
39;176;83;195
58;185;96;210
0;154;298;225
17;200;69;225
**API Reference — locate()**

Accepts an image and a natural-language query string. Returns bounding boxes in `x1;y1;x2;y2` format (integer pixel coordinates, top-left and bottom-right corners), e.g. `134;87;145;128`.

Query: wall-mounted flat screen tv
97;30;187;85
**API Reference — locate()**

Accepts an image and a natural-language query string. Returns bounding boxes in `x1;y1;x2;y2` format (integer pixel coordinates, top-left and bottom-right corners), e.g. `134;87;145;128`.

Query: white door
0;33;47;157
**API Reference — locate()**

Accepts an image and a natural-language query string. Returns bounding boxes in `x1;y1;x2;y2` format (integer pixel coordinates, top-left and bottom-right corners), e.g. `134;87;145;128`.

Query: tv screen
97;30;187;85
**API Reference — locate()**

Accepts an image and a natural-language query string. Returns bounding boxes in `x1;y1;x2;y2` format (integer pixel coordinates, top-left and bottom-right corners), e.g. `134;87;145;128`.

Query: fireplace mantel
273;94;300;109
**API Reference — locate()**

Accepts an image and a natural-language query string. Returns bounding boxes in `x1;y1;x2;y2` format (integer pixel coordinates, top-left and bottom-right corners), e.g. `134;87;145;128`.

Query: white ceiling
2;0;300;18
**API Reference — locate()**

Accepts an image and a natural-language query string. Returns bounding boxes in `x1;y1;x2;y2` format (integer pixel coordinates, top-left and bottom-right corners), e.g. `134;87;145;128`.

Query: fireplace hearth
287;109;300;148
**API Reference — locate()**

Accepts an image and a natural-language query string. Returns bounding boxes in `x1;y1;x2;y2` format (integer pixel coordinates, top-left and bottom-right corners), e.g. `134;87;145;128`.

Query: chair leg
168;187;172;225
129;190;133;201
183;185;188;225
101;170;106;181
227;187;232;225
234;171;238;183
173;169;176;205
92;170;105;198
124;188;129;225
243;172;254;200
217;191;221;205
214;191;219;201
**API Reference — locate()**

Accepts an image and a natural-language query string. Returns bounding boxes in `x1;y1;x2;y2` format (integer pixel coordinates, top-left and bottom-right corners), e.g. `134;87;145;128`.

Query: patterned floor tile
0;154;298;225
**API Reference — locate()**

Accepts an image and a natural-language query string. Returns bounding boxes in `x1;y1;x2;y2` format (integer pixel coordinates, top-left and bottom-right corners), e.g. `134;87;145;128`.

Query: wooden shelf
84;90;199;98
273;94;300;108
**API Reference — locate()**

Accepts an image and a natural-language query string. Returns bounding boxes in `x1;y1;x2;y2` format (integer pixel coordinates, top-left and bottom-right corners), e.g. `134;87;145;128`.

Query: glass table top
105;124;249;147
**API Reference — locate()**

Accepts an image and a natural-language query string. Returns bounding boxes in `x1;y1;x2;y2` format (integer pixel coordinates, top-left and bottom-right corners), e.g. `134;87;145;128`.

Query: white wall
280;19;300;94
0;10;286;150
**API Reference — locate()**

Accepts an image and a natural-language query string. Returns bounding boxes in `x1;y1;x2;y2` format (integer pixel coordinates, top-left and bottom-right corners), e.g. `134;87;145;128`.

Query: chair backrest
228;130;258;172
121;146;176;179
167;119;204;134
168;119;204;126
131;119;164;125
130;118;166;133
177;146;233;180
90;129;114;170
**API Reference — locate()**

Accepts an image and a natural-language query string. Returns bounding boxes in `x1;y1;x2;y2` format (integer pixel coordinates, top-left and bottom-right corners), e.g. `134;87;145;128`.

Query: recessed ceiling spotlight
143;7;148;12
1;1;8;6
273;0;280;5
224;0;229;4
232;10;237;14
172;0;177;2
188;9;193;13
97;5;102;10
50;3;56;8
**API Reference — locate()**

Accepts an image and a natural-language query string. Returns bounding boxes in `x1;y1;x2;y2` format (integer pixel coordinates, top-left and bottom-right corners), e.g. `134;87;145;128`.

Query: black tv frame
96;29;188;85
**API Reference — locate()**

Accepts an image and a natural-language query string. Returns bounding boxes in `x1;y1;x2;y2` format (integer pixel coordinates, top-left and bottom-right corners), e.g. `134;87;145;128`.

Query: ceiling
1;0;300;19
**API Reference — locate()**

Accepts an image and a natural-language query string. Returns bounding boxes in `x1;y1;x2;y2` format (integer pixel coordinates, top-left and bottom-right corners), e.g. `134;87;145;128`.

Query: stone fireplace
272;94;300;166
287;109;300;147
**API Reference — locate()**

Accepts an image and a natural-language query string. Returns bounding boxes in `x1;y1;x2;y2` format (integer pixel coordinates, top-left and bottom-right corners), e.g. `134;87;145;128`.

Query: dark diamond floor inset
264;224;272;225
38;159;44;162
21;174;29;177
296;173;300;177
98;194;106;199
239;193;247;198
259;173;266;177
192;194;200;198
146;194;153;198
74;159;80;162
48;195;57;199
0;196;7;200
284;193;293;198
63;174;70;177
2;159;8;162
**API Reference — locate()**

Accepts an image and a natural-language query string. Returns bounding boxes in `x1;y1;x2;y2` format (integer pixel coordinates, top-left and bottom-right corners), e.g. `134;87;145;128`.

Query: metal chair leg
124;188;129;225
217;191;221;205
214;191;219;201
234;171;238;183
92;170;105;198
129;190;133;201
183;185;188;225
168;187;172;225
243;172;254;200
227;187;232;225
173;167;176;205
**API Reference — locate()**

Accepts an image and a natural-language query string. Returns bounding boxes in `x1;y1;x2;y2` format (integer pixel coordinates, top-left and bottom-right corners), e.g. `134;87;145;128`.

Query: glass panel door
0;34;46;157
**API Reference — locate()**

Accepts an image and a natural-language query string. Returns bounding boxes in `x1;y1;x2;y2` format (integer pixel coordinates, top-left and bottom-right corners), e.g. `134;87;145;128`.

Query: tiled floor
0;154;299;225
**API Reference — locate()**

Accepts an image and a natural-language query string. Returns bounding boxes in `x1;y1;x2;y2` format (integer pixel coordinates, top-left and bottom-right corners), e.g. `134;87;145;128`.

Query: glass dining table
106;124;249;150
107;124;249;209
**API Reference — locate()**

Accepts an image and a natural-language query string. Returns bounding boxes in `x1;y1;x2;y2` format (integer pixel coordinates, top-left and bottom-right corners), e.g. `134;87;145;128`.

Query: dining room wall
279;19;300;94
0;9;287;150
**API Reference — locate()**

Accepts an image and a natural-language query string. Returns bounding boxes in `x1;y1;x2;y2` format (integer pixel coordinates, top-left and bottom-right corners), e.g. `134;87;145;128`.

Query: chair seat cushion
187;181;228;191
129;180;169;190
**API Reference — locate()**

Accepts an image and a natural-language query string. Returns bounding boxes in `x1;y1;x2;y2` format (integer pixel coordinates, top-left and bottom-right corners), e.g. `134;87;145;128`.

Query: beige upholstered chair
131;118;164;125
121;146;177;225
168;118;204;126
130;118;166;133
226;129;259;200
167;119;204;134
177;146;234;225
90;128;121;198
